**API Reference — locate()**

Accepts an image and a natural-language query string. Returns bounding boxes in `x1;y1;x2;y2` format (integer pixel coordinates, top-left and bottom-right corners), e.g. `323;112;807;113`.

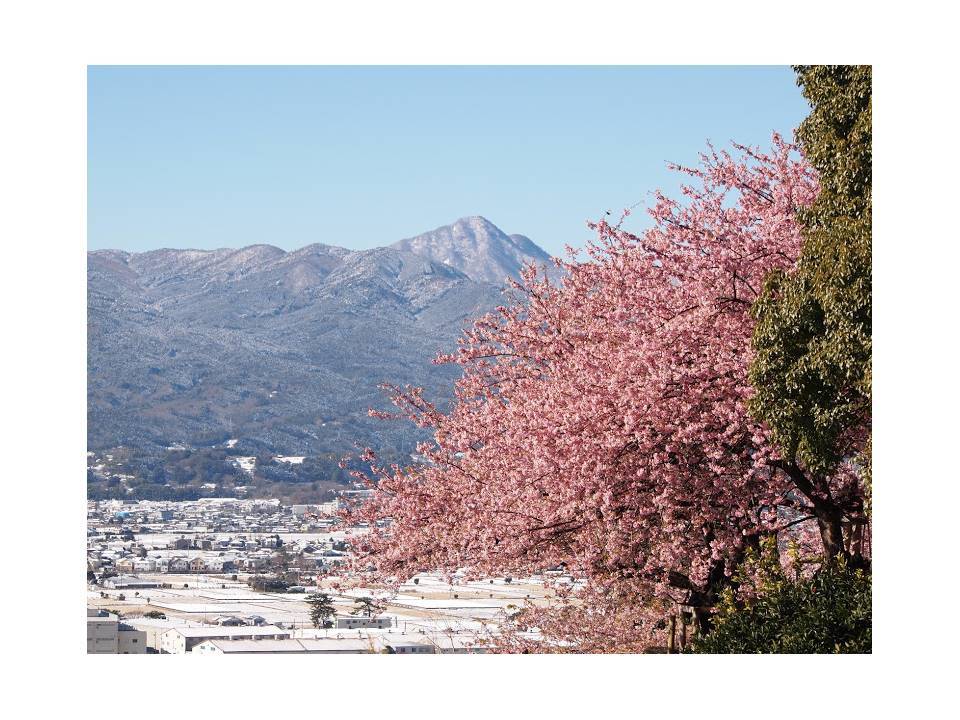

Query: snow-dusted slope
87;217;552;456
391;216;554;285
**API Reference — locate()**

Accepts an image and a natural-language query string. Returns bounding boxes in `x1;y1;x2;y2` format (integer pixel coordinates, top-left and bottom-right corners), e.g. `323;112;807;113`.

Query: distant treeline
85;444;393;503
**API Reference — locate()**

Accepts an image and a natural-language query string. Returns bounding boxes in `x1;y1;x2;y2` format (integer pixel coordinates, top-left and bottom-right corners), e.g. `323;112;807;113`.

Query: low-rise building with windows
87;615;147;654
335;615;392;630
160;625;291;654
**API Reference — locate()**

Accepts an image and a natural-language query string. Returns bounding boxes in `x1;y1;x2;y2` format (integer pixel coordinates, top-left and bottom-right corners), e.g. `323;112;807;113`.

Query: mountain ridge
88;217;552;457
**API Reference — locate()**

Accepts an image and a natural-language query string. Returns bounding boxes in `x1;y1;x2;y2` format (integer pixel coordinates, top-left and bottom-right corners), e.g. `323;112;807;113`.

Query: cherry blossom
343;135;866;651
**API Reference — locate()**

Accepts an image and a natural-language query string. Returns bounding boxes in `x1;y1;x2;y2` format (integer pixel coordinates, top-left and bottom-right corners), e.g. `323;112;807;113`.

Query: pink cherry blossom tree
343;134;867;651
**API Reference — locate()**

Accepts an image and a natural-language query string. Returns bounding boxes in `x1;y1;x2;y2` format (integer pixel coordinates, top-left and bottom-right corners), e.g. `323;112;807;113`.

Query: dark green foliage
86;445;359;502
692;547;872;654
306;592;336;629
247;575;290;593
749;65;872;485
351;596;385;618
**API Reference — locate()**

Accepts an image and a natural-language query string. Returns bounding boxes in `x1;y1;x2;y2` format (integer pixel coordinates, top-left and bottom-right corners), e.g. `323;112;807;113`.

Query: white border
1;0;956;717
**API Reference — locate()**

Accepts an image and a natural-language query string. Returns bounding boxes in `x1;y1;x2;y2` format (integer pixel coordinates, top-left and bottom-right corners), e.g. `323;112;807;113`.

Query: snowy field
88;569;554;643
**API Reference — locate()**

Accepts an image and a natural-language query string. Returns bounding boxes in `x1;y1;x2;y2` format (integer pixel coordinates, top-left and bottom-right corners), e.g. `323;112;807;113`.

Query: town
87;496;561;653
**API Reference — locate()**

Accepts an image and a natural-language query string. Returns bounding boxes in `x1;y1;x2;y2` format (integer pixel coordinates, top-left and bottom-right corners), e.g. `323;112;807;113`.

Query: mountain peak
452;215;498;230
391;217;552;285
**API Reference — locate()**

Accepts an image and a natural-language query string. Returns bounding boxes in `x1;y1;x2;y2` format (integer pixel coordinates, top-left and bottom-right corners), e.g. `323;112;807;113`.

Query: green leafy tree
351;596;385;618
749;65;872;556
691;539;871;654
306;592;336;629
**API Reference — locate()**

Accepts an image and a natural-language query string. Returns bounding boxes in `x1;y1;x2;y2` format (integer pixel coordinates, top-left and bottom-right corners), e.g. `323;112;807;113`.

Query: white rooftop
200;638;374;653
166;625;289;638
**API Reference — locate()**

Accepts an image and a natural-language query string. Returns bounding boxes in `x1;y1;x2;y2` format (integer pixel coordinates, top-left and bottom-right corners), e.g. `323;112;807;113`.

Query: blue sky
88;66;810;256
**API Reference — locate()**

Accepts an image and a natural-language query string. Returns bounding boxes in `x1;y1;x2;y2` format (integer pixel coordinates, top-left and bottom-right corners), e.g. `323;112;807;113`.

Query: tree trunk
774;460;850;565
812;499;846;563
667;615;676;654
692;605;711;637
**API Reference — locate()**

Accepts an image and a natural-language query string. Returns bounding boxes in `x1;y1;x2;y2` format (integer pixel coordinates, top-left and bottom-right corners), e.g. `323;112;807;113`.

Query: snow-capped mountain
87;217;552;456
391;216;554;285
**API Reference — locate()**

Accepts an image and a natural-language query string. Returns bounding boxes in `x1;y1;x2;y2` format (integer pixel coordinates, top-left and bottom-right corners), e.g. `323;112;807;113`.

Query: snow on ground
391;596;512;611
335;587;399;601
90;534;558;650
225;438;238;448
190;589;273;601
231;456;256;474
275;456;306;464
149;602;267;615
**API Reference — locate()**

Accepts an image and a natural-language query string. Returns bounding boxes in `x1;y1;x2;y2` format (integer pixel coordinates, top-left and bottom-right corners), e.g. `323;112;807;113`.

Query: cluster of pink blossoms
343;135;838;652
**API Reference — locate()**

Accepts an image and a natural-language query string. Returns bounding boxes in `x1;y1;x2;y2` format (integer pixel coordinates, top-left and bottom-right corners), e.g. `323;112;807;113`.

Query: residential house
167;557;190;573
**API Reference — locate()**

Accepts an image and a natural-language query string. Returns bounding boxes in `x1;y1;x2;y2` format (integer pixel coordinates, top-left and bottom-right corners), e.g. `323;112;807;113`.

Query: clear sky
88;66;810;256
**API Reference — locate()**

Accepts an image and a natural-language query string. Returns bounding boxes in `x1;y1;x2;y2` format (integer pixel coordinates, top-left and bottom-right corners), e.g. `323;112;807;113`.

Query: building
167;557;190;573
376;634;436;654
160;625;292;654
87;616;147;654
121;617;195;653
336;615;392;630
102;574;161;589
132;558;156;573
214;615;247;626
